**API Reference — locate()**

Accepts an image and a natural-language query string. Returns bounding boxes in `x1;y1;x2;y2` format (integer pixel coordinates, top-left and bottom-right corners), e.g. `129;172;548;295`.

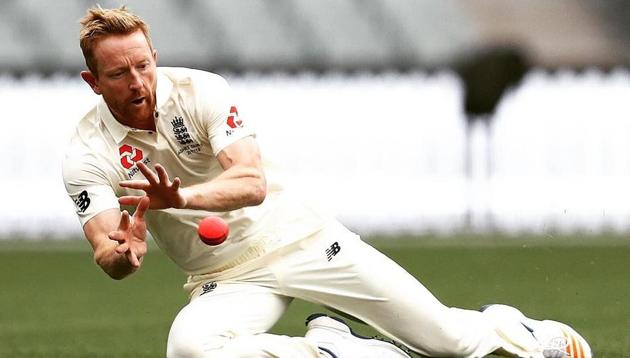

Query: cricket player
63;6;592;358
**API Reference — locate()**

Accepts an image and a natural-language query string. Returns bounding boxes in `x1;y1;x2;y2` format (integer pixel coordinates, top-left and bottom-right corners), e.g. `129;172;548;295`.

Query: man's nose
129;69;143;90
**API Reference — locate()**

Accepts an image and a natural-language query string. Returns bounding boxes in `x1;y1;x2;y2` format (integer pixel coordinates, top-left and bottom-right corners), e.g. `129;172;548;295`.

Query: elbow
249;175;267;206
252;191;266;206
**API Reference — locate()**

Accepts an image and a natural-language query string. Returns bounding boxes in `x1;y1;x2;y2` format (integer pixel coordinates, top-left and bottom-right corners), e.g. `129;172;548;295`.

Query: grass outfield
0;234;628;357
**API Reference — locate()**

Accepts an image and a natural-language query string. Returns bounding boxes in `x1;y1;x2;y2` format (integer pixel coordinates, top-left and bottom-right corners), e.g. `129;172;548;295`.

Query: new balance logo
200;281;217;296
74;190;91;213
325;242;341;261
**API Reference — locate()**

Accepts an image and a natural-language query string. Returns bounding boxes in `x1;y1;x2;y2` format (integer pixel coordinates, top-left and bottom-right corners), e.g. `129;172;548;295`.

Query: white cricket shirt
63;67;327;276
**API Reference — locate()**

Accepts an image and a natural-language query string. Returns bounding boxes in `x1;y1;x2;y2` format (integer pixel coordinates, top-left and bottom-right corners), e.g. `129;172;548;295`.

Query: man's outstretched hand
118;162;187;209
108;196;150;268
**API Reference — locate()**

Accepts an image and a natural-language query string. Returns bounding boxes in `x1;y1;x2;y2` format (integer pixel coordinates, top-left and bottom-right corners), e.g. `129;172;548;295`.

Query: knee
166;335;202;358
167;312;234;358
167;331;279;358
167;327;231;358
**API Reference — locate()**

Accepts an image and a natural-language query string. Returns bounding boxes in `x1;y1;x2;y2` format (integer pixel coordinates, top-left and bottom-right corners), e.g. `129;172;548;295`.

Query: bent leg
167;282;321;358
275;223;541;357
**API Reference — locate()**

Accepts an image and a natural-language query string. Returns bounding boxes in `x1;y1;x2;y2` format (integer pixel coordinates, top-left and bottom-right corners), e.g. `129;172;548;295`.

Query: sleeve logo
119;144;143;169
74;190;91;213
226;106;243;129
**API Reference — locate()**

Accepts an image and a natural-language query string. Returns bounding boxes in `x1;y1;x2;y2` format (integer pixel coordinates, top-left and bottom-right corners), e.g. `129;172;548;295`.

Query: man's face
85;30;157;126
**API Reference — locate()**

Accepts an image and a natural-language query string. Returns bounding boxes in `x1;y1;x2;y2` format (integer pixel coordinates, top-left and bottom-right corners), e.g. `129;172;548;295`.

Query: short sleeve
193;73;255;155
62;157;119;227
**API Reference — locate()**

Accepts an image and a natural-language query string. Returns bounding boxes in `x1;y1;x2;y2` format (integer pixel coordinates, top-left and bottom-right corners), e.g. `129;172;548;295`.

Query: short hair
79;5;153;74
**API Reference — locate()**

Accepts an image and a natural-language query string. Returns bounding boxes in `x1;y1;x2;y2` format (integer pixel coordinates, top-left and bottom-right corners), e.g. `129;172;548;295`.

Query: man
63;5;591;358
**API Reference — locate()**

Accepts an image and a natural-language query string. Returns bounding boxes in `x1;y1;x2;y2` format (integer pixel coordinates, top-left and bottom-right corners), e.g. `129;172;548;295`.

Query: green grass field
1;234;628;357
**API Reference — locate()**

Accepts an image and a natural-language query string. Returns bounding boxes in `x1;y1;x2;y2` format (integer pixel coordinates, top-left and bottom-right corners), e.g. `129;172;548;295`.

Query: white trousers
167;222;540;357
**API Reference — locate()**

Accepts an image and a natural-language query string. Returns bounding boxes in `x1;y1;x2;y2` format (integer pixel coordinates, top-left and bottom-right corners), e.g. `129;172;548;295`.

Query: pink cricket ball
198;216;229;246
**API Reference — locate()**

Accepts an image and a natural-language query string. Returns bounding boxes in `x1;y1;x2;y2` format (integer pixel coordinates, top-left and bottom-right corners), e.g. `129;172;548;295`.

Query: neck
111;109;156;131
130;115;156;131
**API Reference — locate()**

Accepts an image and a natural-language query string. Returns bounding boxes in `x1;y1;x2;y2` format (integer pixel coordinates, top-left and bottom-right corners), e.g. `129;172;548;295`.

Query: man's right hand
82;195;151;279
108;196;150;267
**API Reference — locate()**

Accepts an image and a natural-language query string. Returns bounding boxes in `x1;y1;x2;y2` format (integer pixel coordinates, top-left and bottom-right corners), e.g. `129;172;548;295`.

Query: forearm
182;165;266;211
93;241;141;280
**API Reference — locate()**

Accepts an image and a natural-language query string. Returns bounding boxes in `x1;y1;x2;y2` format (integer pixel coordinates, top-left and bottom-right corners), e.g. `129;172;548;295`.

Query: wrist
180;187;194;209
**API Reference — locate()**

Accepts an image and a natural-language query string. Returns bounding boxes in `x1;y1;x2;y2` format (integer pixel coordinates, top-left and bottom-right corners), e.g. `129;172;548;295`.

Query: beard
106;93;156;128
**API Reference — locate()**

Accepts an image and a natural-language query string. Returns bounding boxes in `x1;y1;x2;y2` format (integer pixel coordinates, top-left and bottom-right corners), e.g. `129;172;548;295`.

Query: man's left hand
119;162;187;209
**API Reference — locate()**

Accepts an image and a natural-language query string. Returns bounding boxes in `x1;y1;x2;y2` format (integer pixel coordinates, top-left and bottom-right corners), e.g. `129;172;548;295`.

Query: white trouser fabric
167;221;541;357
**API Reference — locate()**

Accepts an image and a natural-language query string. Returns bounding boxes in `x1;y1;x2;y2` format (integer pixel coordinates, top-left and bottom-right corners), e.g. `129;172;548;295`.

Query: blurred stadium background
1;1;630;357
2;0;630;237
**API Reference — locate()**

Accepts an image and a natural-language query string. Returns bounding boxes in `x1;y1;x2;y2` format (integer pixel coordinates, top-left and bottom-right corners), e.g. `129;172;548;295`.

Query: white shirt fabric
63;67;327;276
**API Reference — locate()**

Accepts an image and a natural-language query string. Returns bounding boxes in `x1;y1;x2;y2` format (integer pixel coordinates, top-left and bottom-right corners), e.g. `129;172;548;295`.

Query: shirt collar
99;69;173;143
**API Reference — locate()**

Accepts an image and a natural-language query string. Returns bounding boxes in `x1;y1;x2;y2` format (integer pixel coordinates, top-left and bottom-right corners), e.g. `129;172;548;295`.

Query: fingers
108;209;145;268
112;242;140;267
119;180;151;190
118;210;130;231
137;161;159;186
114;242;129;254
118;162;180;210
120;164;175;191
108;230;125;243
127;250;141;267
134;196;150;219
172;177;181;191
118;196;143;206
155;164;171;186
119;196;152;211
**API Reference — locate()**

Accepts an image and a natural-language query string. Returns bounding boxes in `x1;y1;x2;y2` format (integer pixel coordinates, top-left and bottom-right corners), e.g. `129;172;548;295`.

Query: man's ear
80;71;101;95
152;48;158;64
